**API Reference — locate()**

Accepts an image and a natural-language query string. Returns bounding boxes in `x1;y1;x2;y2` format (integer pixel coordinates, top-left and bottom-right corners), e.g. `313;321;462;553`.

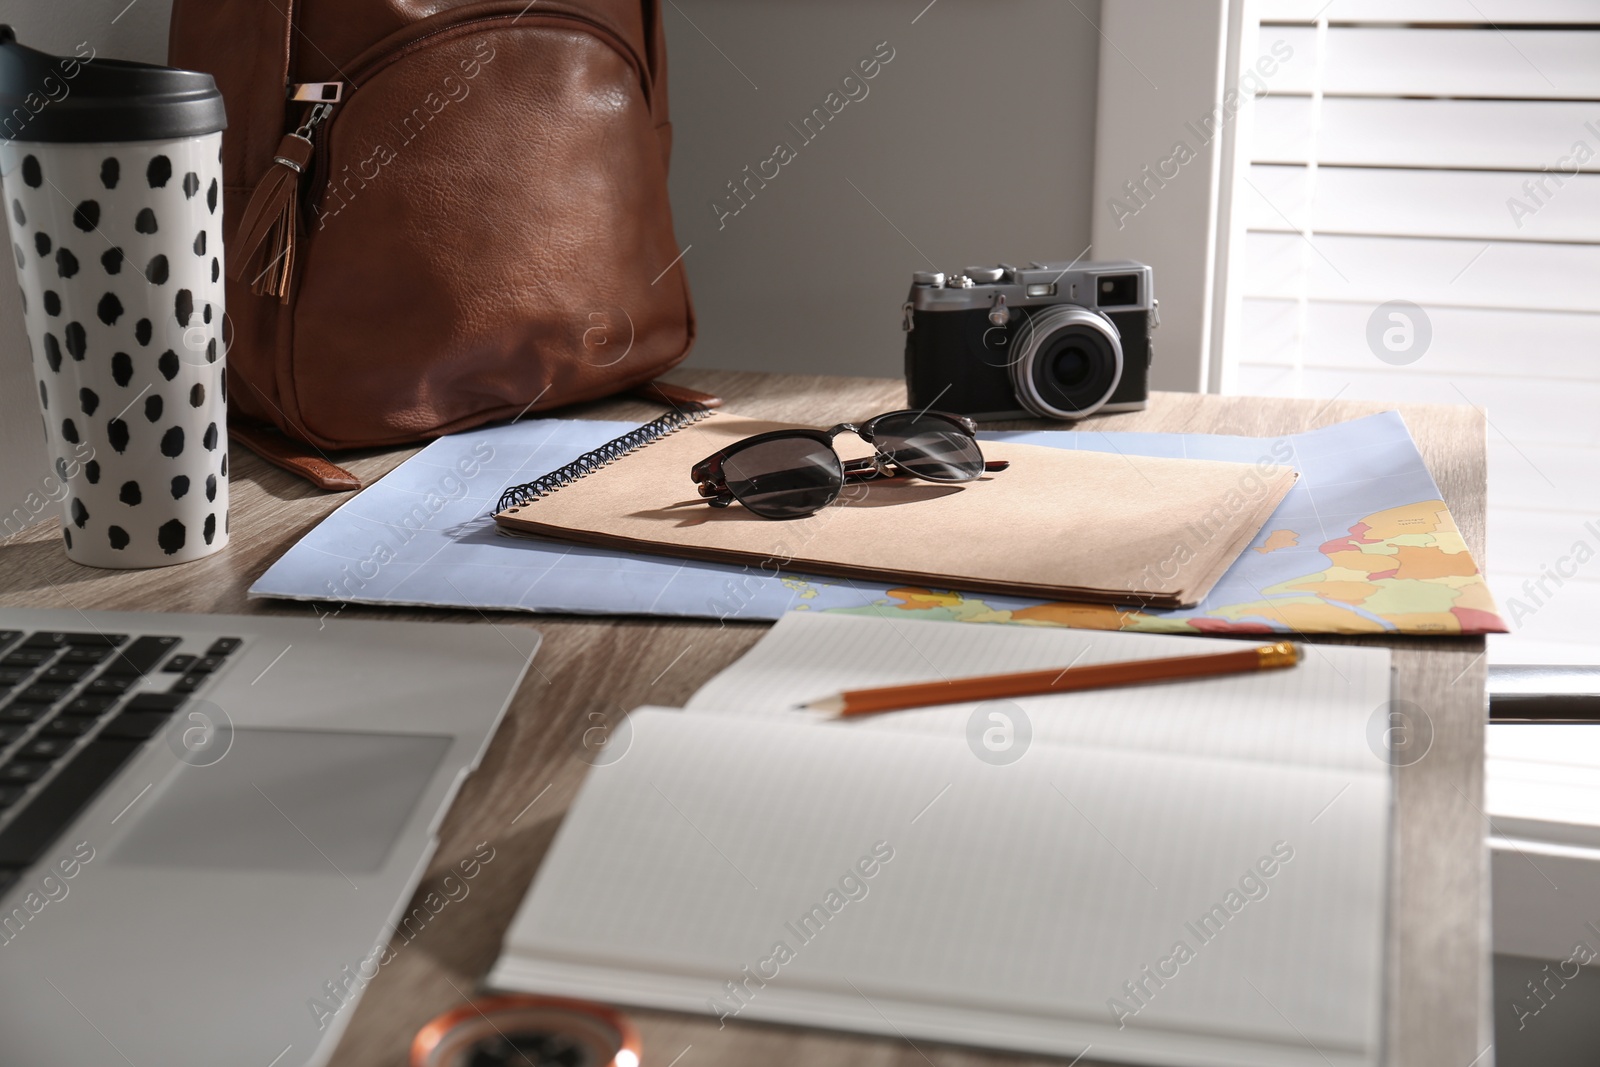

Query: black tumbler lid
0;25;225;143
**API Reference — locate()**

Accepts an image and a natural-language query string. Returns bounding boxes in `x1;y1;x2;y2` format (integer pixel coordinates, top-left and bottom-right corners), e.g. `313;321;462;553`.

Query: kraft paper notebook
490;615;1394;1067
492;410;1298;608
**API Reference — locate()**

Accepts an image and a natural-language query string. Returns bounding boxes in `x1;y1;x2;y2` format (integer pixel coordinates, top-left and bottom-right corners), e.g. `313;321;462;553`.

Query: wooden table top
0;370;1491;1067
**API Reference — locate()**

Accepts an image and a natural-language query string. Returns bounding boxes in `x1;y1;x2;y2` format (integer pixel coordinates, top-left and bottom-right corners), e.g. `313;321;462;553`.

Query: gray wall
665;0;1100;378
0;0;1098;530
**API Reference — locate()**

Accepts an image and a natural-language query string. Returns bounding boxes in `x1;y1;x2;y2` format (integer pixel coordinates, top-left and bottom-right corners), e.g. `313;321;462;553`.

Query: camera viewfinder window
1096;274;1139;307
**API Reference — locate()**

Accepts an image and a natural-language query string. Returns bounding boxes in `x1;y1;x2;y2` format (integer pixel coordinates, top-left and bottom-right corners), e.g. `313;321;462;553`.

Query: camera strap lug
902;301;915;332
988;293;1009;327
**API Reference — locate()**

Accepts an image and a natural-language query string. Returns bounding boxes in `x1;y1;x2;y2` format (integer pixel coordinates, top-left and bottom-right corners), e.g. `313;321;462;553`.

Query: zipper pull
295;100;335;137
289;82;343;103
230;102;334;301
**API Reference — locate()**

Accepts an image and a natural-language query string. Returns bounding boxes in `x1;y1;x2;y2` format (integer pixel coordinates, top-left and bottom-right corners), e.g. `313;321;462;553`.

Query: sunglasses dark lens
871;412;985;482
721;437;844;518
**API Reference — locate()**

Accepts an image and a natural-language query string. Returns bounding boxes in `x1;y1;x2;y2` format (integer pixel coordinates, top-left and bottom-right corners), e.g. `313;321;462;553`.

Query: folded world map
250;409;1506;636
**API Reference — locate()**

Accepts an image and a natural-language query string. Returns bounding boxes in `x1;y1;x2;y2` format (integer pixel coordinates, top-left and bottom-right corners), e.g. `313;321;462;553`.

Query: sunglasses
691;410;1007;519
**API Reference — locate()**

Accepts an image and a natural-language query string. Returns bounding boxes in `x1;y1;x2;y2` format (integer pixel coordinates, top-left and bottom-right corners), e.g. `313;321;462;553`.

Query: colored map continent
1253;529;1299;555
824;499;1506;636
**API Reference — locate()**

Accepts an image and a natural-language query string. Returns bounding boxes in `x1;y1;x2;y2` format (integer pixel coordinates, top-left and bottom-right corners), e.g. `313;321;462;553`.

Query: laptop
0;606;539;1067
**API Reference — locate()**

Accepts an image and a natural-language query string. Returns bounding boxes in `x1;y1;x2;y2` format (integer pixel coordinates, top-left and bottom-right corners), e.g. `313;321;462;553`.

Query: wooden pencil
800;641;1300;717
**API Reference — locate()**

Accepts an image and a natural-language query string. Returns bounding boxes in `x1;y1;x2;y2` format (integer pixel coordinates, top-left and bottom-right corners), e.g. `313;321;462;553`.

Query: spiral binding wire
495;406;716;513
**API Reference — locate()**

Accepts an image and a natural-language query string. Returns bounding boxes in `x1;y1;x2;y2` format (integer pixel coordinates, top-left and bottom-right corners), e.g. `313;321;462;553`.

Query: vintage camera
904;260;1157;420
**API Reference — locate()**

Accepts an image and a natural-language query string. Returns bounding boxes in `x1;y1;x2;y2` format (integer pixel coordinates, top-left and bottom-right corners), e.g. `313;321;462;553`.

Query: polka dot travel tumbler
0;27;229;567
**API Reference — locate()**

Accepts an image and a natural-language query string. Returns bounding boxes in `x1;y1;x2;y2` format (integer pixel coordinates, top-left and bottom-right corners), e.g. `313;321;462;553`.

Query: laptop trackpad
113;729;452;874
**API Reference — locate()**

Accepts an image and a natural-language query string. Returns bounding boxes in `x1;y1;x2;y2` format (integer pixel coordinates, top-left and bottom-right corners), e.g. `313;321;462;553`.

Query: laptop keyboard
0;629;245;894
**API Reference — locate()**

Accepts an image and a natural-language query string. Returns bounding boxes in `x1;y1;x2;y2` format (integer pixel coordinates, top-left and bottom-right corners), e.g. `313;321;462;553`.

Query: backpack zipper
295;100;335;139
287;6;648;221
384;8;639;83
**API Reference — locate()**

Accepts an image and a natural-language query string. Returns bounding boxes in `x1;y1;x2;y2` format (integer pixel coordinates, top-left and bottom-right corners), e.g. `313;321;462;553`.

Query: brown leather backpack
168;0;695;489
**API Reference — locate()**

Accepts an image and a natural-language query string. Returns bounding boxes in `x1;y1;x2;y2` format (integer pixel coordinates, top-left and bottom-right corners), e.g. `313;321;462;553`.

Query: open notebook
492;410;1297;608
491;615;1394;1067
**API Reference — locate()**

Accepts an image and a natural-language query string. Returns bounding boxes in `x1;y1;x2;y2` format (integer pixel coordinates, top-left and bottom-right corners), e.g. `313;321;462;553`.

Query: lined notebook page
687;613;1392;774
493;709;1386;1067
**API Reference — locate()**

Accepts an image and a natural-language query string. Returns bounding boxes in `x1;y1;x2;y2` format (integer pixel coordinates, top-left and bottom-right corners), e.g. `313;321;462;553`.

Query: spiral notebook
491;409;1298;609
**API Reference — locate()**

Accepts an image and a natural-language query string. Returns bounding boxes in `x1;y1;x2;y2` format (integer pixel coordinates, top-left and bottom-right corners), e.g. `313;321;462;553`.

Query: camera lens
1008;306;1123;419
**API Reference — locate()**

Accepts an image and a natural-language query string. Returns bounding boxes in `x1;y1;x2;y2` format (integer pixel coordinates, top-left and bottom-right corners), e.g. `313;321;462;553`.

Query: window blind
1224;0;1600;663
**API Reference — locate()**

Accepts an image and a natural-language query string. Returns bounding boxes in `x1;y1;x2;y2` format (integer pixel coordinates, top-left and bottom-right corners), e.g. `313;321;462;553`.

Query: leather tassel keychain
231;103;331;301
